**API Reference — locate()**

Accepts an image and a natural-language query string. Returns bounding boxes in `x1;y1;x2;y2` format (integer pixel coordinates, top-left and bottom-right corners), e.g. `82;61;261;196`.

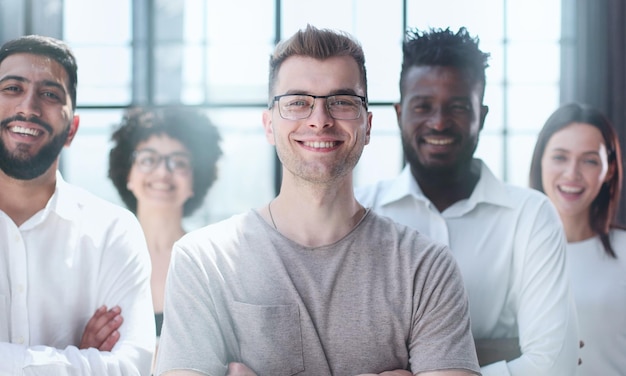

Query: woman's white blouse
567;228;626;375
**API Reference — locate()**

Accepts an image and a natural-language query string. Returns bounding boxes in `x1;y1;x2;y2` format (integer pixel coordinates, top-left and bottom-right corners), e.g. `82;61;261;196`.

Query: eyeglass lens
277;94;363;120
133;149;192;174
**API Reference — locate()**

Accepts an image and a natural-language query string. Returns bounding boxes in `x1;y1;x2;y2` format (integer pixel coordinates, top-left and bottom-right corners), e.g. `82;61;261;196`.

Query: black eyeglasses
132;149;192;175
271;94;367;120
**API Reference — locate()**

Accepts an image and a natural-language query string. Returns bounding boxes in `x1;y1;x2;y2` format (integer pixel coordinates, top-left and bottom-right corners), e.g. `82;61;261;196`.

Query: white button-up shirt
356;160;579;376
0;173;155;375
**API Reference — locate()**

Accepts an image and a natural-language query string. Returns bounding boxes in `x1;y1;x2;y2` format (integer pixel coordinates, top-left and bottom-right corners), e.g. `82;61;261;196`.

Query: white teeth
10;126;41;136
303;141;337;148
149;182;173;191
559;185;583;194
424;137;453;145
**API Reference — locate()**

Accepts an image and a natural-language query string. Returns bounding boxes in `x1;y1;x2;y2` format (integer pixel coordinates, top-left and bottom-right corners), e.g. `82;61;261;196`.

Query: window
42;0;562;228
406;0;561;186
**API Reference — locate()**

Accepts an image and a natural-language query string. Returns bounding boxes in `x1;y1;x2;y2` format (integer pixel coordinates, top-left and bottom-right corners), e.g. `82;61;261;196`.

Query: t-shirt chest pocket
232;301;305;375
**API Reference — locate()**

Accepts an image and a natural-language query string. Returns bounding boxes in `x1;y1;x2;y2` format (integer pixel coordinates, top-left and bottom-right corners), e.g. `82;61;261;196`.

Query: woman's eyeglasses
132;149;192;175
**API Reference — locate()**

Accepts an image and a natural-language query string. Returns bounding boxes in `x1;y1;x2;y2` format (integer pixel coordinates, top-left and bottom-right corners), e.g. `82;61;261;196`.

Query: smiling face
0;53;78;180
397;66;487;177
126;134;194;213
541;123;611;221
262;55;372;185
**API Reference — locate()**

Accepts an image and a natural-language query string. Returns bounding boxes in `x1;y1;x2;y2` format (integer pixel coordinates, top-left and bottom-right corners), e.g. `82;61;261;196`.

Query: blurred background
1;0;624;229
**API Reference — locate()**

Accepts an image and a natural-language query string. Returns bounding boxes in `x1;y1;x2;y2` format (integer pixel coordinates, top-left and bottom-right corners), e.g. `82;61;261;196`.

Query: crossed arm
0;303;152;375
161;362;476;376
474;338;521;366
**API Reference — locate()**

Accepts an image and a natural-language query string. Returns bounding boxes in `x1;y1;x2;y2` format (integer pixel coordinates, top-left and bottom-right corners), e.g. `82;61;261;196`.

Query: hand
79;305;123;351
226;362;258;376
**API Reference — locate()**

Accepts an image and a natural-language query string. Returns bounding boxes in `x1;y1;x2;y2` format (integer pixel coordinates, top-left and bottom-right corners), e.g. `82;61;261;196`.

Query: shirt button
17;285;24;293
15;336;24;344
14;234;20;242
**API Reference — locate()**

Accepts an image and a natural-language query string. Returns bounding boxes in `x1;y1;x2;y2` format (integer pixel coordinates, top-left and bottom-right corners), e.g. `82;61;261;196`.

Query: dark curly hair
529;103;623;258
400;27;490;101
108;106;222;217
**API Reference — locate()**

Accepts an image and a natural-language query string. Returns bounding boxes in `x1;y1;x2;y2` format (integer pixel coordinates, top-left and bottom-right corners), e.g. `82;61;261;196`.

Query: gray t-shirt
155;209;479;376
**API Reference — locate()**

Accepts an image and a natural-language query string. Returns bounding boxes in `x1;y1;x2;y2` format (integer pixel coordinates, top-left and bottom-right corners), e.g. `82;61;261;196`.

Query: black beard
401;133;476;182
0;122;70;180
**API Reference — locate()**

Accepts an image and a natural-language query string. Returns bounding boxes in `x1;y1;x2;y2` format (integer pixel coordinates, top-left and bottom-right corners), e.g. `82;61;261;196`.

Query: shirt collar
377;164;425;206
469;160;516;209
377;159;515;210
17;171;80;230
50;171;82;221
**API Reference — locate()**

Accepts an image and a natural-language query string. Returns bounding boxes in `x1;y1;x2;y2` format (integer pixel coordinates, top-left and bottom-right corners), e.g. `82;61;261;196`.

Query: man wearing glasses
155;25;480;376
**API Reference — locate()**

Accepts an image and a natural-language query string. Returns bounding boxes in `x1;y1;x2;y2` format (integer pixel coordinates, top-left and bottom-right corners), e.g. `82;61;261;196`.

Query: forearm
478;313;579;376
0;342;152;375
357;370;412;376
161;371;206;376
475;338;520;366
225;364;414;376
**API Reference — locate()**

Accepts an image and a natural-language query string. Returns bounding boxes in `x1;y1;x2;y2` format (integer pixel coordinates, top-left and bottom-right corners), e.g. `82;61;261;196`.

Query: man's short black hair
400;27;490;101
0;35;78;110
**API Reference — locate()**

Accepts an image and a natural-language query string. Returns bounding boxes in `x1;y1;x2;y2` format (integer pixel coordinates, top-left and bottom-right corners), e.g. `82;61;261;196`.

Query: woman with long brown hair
529;102;626;374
